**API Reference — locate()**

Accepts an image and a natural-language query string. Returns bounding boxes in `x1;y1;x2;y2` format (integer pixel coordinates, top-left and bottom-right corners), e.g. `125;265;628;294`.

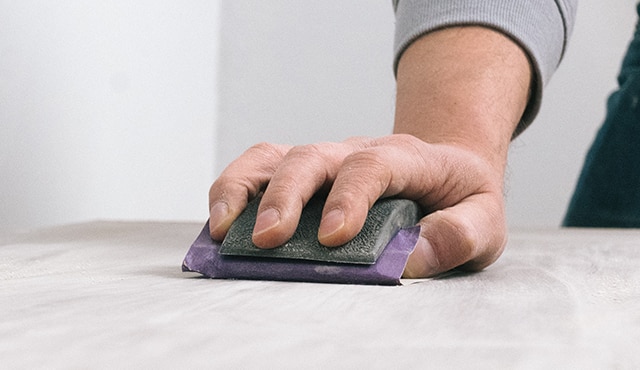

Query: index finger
208;142;291;240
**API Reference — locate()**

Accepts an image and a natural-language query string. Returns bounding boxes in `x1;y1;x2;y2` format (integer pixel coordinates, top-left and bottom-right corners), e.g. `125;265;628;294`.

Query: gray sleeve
392;0;578;136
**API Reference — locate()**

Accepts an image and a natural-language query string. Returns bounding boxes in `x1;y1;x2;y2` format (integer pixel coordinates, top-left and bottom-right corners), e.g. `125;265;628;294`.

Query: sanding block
182;197;422;285
220;196;419;264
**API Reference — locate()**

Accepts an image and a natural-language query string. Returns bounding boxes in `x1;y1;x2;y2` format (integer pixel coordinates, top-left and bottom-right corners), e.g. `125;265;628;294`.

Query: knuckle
375;133;424;155
343;148;388;171
284;143;327;162
213;169;266;199
279;143;345;185
381;133;417;146
342;136;375;148
342;149;392;190
244;142;288;163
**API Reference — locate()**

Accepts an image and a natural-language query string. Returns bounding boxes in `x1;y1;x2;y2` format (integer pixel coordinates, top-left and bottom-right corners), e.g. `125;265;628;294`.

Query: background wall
1;1;638;231
1;1;219;231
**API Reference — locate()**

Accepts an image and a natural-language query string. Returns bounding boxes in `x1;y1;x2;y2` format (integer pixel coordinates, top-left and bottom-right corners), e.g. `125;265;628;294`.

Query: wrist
393;26;532;172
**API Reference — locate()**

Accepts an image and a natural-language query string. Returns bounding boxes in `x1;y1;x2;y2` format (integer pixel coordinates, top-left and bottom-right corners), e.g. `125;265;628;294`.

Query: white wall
218;0;639;228
1;1;219;230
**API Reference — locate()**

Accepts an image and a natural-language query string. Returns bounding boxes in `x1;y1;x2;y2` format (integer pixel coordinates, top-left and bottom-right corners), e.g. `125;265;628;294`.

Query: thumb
403;198;507;278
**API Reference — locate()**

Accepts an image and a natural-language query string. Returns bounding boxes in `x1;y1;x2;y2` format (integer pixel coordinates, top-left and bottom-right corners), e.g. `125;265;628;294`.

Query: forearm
393;26;531;173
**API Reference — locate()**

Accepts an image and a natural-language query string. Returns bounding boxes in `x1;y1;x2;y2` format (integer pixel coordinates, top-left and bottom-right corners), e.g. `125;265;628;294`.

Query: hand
208;134;507;278
209;25;531;279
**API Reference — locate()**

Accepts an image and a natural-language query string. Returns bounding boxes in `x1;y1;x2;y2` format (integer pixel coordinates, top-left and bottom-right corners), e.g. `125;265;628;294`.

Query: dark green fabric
563;3;640;227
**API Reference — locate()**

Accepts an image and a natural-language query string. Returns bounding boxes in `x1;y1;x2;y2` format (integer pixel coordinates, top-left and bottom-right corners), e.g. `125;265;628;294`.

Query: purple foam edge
182;222;420;285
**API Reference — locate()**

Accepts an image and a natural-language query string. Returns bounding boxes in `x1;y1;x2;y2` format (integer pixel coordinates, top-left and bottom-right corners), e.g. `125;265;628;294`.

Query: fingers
208;142;291;240
208;138;374;247
252;141;370;248
318;134;490;246
402;194;507;278
316;145;392;246
318;136;420;246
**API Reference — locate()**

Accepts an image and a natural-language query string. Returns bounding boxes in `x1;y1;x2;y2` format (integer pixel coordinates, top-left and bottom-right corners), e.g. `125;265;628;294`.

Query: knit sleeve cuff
393;0;577;137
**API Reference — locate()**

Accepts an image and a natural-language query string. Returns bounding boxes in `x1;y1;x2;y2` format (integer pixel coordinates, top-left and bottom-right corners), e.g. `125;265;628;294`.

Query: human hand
208;134;507;278
209;25;530;279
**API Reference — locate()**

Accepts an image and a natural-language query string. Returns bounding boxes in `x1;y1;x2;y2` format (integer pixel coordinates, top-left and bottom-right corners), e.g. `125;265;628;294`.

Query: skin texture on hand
209;26;532;278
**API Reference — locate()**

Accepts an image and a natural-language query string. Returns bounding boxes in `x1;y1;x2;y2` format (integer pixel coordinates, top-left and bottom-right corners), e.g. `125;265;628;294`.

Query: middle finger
252;140;370;248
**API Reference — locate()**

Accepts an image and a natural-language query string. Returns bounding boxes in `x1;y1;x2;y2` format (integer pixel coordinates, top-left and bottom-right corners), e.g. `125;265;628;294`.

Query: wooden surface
2;221;640;368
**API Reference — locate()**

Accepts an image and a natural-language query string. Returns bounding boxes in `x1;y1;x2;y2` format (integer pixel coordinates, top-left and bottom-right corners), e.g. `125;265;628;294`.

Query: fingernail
209;202;230;233
404;237;440;278
253;208;281;236
318;209;345;240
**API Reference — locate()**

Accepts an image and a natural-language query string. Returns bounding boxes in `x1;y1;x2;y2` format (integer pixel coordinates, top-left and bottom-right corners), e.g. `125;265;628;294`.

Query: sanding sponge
220;196;420;264
182;197;422;285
